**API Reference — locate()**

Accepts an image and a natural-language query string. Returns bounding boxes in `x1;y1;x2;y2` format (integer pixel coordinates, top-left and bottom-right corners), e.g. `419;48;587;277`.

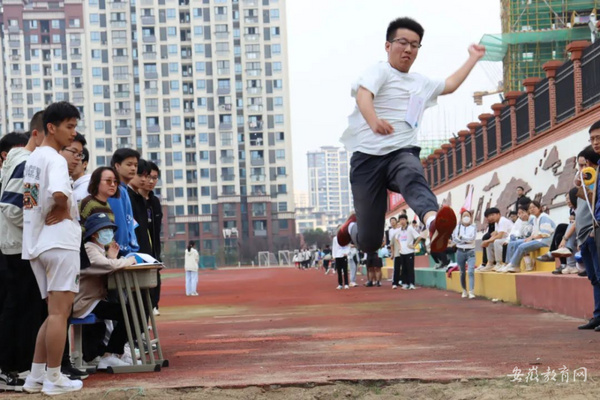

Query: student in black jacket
127;159;153;255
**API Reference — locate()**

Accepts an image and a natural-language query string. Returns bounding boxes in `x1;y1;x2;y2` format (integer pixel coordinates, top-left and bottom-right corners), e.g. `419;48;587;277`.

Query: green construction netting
479;27;591;61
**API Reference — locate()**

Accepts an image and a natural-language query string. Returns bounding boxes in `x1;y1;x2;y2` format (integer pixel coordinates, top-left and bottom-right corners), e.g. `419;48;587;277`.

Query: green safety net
479;27;591;61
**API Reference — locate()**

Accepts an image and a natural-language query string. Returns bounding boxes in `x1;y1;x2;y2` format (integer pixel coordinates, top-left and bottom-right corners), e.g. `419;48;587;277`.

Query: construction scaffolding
481;0;598;92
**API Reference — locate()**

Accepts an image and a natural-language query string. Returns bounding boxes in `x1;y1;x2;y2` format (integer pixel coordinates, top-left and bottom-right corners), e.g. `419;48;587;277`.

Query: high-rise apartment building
0;0;296;264
307;146;352;221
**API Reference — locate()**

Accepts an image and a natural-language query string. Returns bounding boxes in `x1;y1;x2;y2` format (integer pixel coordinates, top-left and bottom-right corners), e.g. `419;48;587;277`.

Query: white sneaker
23;373;45;393
505;264;520;273
344;285;349;289
409;284;416;290
349;282;358;287
401;284;409;290
336;285;342;290
491;264;500;272
153;308;160;316
461;290;468;298
524;256;534;271
393;285;398;289
496;264;509;273
191;292;199;296
98;354;130;370
41;373;82;396
469;291;476;299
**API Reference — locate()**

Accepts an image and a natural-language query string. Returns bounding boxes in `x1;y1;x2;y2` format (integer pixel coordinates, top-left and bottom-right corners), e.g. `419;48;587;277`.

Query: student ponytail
187;241;195;252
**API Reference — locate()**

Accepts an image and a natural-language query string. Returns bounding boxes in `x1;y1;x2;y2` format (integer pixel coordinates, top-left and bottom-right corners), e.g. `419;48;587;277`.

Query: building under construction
482;0;598;92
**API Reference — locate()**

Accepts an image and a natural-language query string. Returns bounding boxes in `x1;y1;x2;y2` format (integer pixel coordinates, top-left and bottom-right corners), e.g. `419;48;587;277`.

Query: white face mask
462;217;471;225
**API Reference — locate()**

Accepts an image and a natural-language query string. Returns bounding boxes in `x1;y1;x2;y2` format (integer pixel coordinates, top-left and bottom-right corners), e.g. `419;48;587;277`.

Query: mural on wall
483;172;500;192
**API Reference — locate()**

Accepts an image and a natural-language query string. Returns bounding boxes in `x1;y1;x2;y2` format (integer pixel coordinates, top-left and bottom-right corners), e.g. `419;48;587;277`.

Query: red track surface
65;267;600;389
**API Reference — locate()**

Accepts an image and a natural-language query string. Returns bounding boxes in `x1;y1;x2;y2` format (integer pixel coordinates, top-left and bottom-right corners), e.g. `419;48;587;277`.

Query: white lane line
290;360;464;368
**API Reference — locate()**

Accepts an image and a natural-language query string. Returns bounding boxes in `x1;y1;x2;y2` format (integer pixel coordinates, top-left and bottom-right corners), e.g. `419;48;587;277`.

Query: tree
302;228;331;249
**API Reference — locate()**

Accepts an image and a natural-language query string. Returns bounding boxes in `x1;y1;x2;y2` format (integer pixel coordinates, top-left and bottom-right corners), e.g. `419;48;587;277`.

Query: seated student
502;205;534;271
73;213;138;369
480;207;514;272
501;201;555;273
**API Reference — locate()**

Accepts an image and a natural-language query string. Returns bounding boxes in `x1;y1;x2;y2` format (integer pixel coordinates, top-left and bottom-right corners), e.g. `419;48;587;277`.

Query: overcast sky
286;0;502;193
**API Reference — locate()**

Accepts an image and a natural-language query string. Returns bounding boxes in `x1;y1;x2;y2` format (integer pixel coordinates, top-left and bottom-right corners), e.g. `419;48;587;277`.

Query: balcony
145;72;159;80
217;68;230;75
10;83;23;90
141;16;156;25
215;31;229;39
147;125;160;133
215;14;228;21
221;174;235;181
11;69;21;76
243;0;258;5
145;106;159;113
250;158;264;166
9;40;20;48
147;141;161;148
184;108;194;114
246;87;262;95
245;69;261;76
186;160;197;166
112;55;128;63
248;121;263;131
8;25;20;33
116;127;131;135
250;174;266;182
245;52;260;59
110;20;127;28
70;53;82;60
142;35;156;43
220;156;235;164
218;104;232;112
244;34;260;42
223;211;236;218
219;122;233;130
144;88;158;95
11;112;24;118
117;142;133;149
11;97;24;104
9;54;20;61
252;210;266;217
114;91;130;98
244;17;259;24
248;104;263;112
142;52;157;61
113;38;127;45
109;1;127;9
254;229;267;237
114;74;130;81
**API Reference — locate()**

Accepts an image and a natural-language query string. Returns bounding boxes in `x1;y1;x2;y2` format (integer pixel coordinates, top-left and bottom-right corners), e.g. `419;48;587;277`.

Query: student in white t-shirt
480;207;514;272
393;214;421;290
336;17;485;259
22;102;84;396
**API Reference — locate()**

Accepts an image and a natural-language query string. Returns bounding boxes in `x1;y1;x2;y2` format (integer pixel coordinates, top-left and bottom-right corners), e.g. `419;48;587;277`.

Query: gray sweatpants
349;147;439;253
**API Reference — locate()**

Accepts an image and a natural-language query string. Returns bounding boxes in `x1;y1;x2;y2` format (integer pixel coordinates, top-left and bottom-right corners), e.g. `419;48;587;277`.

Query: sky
285;0;503;193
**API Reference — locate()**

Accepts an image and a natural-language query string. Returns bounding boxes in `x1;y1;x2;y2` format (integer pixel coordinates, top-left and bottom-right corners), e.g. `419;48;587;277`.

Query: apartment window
216;43;229;53
69;19;81;28
272;44;282;55
172;116;181;126
52;20;60;29
89;14;99;23
275;150;285;159
30;20;38;29
273;62;282;72
196;80;206;90
168;44;178;54
200;169;210;178
197;97;207;107
195;62;205;72
194;26;203;36
94;121;104;131
91;50;101;59
92;68;102;77
201;187;210;196
94;104;104;112
276;132;285;141
167;27;177;36
198;115;208;125
277;166;286;176
171;98;181;109
30;35;39;44
201;204;211;214
275;115;284;124
169;63;179;73
221;132;233;146
174;170;183;179
279;220;289;230
166;9;176;19
90;32;100;42
271;27;280;36
173;134;182;144
277;184;287;194
199;151;209;160
199;133;208;143
93;85;103;95
215;6;227;16
175;188;184;198
194;44;204;54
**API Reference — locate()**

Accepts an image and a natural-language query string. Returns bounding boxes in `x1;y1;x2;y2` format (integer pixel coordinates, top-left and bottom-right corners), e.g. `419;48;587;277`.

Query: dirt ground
18;378;600;400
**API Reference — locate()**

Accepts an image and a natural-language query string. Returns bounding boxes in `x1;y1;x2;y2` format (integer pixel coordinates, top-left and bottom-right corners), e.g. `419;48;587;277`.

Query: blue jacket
108;182;139;255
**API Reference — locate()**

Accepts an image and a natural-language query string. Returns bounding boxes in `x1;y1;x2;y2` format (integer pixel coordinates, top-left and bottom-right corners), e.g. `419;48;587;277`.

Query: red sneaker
337;213;357;246
429;206;457;253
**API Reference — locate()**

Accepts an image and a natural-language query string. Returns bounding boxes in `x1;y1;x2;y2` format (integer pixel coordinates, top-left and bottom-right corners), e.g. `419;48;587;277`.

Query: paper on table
124;252;161;265
405;94;425;129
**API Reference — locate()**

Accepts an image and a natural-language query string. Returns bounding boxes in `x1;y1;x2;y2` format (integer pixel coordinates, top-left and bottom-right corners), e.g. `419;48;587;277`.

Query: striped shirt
79;195;115;231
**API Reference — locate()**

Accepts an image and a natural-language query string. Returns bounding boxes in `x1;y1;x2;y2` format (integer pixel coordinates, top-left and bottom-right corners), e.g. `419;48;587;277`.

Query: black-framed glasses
390;38;422;49
62;148;84;159
589;136;600;143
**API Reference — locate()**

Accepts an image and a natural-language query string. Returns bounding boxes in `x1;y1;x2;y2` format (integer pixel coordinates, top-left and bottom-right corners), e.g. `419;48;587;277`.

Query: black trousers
349;148;439;253
551;223;569;264
335;257;348;286
481;232;492;265
392;256;402;286
151;271;161;310
399;254;416;286
83;301;135;358
0;255;47;373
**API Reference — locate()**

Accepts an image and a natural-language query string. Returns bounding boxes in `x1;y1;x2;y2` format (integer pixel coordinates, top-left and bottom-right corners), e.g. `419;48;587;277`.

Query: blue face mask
97;229;114;246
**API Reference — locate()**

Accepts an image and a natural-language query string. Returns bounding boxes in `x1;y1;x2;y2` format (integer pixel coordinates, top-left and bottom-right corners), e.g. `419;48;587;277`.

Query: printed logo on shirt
23;182;39;209
24;164;41;180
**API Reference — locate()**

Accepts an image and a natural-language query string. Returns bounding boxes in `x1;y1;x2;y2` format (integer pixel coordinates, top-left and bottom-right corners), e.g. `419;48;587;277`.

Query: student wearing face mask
73;213;137;370
451;210;477;299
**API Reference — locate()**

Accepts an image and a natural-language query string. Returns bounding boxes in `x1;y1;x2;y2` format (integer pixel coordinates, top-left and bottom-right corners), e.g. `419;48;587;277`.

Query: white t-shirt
22;146;82;260
394;226;421;255
388;227;402;255
340;62;445;156
494;216;514;239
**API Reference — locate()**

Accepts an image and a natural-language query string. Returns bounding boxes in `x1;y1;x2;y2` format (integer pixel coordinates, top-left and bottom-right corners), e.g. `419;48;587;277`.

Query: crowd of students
0;102;163;394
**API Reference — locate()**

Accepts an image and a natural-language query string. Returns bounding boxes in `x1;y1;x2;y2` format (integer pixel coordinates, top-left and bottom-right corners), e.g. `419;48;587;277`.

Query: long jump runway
79;267;600;389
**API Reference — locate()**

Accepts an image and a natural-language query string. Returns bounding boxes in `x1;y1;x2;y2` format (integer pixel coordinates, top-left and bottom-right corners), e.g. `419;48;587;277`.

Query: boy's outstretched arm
441;44;486;95
356;87;394;135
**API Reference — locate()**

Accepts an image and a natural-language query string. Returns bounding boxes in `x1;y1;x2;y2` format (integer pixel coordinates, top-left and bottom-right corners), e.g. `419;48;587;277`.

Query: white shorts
31;249;80;299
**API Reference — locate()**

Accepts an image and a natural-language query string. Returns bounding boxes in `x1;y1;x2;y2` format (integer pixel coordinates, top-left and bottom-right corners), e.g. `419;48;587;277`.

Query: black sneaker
578;270;588;277
364;281;373;287
376;281;382;287
578;317;600;330
61;364;89;380
0;372;25;392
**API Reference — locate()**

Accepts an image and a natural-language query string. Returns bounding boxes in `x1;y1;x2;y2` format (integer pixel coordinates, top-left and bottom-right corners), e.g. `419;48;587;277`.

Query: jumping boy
336;17;485;254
